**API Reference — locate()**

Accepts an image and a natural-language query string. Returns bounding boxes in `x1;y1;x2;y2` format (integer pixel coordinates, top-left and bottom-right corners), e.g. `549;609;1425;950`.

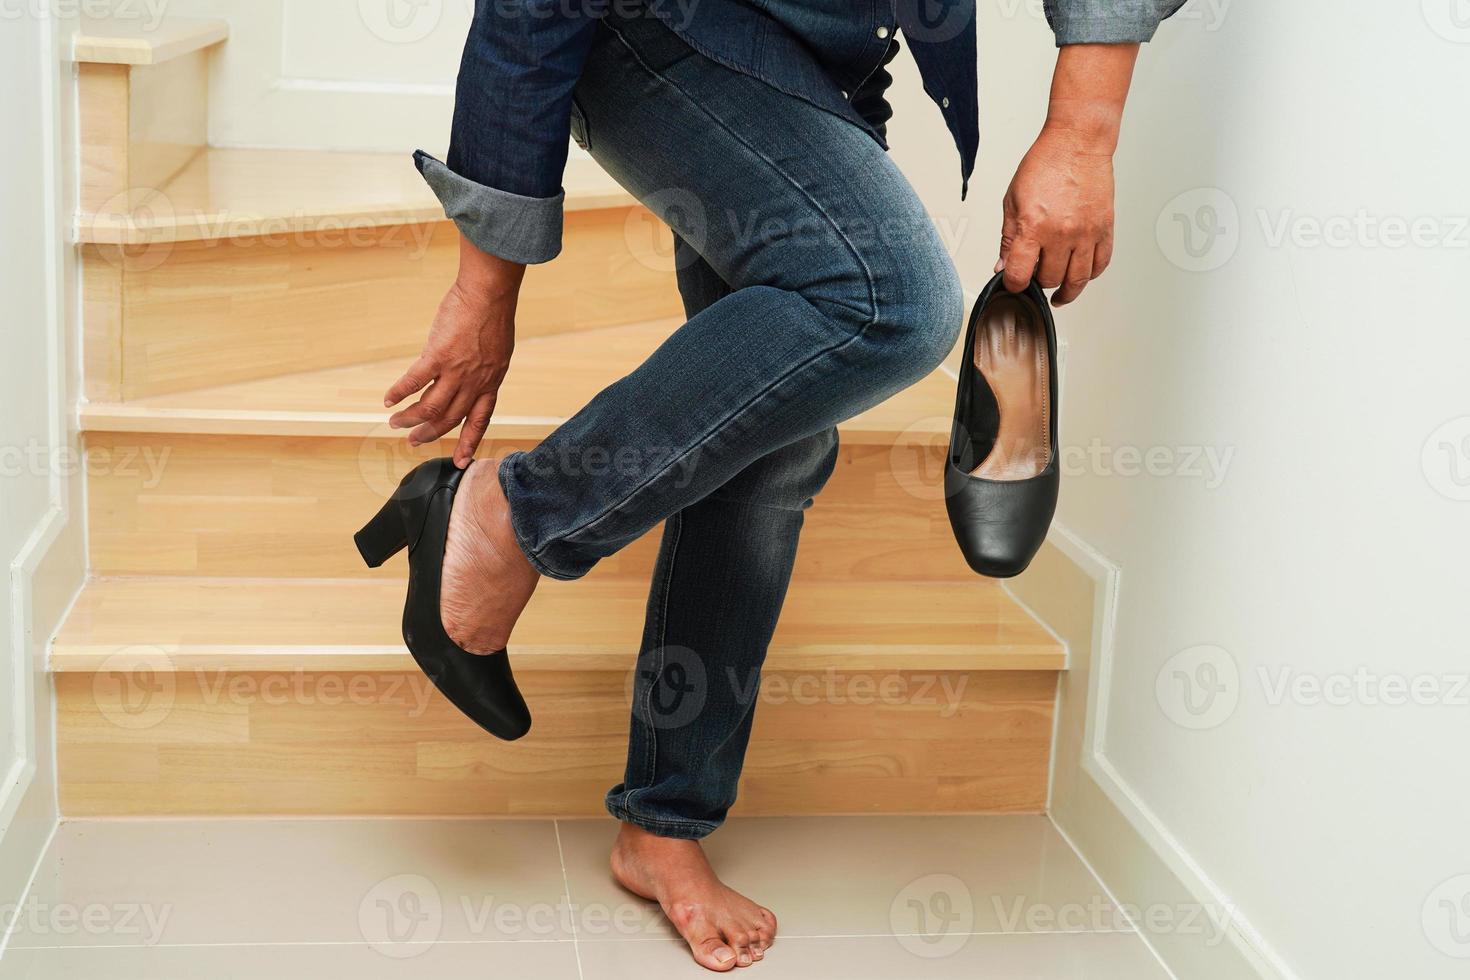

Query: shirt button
941;97;951;108
876;25;890;39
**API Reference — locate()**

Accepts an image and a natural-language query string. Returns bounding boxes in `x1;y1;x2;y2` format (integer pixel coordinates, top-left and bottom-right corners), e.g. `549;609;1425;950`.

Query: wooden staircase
55;18;1064;819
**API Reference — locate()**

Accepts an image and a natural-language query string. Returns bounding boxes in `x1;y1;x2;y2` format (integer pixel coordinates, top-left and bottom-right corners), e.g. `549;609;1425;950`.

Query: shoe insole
970;294;1051;480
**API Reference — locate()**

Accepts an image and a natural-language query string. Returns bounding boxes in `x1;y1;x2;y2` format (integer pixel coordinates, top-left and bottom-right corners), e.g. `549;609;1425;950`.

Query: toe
725;930;753;967
689;934;738;972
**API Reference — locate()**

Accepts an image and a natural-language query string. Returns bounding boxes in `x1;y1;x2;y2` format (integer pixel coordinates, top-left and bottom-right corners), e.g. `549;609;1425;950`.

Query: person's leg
606;239;838;835
440;16;959;655
599;239;837;968
608;239;839;834
497;15;960;582
438;14;958;970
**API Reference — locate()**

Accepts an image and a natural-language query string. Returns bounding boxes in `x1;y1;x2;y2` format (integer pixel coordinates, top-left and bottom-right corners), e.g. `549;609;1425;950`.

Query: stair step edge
49;642;1065;674
77;404;947;443
75;16;229;67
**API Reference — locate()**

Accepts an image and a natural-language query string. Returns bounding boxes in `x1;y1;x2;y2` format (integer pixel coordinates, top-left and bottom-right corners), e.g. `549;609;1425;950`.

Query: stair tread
81;318;958;443
51;575;1063;673
75;16;229;66
78;146;635;245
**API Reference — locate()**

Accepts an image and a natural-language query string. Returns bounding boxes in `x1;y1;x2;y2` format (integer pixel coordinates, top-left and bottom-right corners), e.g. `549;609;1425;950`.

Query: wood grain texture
126;52;209;198
82;253;125;401
77;55;209;226
86;211;681;399
78;148;635;245
78;63;129;215
51;574;1062;673
57;669;1055;816
82;318;957;441
74;17;229;66
82;432;972;582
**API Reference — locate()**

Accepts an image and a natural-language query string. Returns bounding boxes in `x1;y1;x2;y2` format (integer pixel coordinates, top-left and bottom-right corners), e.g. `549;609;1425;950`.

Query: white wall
24;1;1467;974
891;1;1470;977
0;4;85;963
101;0;472;151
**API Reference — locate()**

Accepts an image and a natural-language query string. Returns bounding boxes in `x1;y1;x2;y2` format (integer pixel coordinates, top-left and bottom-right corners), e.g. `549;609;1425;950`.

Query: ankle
463;460;531;567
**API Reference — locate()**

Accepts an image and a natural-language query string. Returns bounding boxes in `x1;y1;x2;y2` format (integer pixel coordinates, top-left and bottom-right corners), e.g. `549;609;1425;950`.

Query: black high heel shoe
944;273;1060;578
355;458;532;740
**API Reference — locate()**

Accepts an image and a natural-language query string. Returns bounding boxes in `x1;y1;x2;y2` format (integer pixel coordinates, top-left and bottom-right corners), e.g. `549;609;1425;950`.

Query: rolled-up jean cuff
605;800;721;840
1048;16;1160;45
496;452;585;581
413;150;565;264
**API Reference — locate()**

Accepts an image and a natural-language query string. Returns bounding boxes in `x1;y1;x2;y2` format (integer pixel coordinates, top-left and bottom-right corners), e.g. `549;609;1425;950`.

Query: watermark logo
1156;644;1239;729
1422;416;1470;501
356;425;450;498
889;874;974;958
993;895;1235;944
889;416;951;503
1422;0;1470;42
1256;209;1469;251
626;187;702;272
359;0;444;43
93;646;177;730
0;898;172;945
1157;188;1240;272
627;645;708;730
84;188;177;272
2;0;169;30
359;874;443;957
894;0;973;43
1423;874;1470;958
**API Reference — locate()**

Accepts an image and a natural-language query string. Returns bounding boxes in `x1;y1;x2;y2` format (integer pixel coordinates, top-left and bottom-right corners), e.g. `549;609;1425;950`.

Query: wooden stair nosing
50;575;1067;675
74;17;229;67
76;148;639;246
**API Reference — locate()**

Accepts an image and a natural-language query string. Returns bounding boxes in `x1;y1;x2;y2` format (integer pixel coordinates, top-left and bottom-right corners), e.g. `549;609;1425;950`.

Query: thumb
996;206;1020;274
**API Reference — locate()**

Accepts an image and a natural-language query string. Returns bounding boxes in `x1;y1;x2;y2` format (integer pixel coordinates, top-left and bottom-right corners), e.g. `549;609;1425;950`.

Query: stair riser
84;432;973;582
57;669;1054;817
79;56;210;217
83;210;682;400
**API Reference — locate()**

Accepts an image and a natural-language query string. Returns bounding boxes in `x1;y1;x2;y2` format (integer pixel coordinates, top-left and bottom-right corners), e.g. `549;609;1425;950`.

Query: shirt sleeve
416;0;604;264
1043;0;1188;45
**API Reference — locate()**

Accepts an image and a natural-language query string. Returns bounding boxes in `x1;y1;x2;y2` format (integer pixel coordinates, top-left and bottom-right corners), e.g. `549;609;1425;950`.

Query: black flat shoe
944;273;1060;578
354;458;532;740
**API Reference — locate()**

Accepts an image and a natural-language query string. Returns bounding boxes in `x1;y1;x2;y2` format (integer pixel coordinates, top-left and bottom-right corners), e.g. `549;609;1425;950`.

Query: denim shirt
415;0;1184;265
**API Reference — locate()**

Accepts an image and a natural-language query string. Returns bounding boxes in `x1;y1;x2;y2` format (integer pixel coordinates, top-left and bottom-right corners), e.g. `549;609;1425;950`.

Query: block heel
354;458;532;741
354;497;410;568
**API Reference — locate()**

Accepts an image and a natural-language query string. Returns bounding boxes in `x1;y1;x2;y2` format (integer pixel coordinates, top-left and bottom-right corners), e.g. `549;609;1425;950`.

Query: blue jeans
497;12;963;838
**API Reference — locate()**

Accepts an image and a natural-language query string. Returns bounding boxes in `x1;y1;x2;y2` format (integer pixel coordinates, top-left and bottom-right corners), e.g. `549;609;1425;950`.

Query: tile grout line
553;819;587;980
5;934;1140;952
7;929;1143;954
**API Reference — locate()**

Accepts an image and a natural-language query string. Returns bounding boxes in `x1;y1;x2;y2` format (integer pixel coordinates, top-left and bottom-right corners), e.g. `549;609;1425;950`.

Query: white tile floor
0;816;1171;979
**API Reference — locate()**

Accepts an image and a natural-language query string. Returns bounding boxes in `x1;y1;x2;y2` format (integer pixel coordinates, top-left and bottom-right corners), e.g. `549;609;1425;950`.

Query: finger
409;389;477;447
1036;245;1072;291
452;392;497;467
1002;238;1040;292
1092;232;1114;279
1052;246;1096;306
996;207;1021;274
389;376;458;430
383;354;437;408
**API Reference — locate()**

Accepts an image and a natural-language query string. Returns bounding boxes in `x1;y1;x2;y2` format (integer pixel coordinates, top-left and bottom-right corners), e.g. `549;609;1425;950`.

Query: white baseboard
1005;525;1302;980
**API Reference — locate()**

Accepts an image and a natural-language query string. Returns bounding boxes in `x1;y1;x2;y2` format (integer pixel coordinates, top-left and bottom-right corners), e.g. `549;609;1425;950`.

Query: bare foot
972;294;1051;480
440;459;540;653
610;823;777;971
